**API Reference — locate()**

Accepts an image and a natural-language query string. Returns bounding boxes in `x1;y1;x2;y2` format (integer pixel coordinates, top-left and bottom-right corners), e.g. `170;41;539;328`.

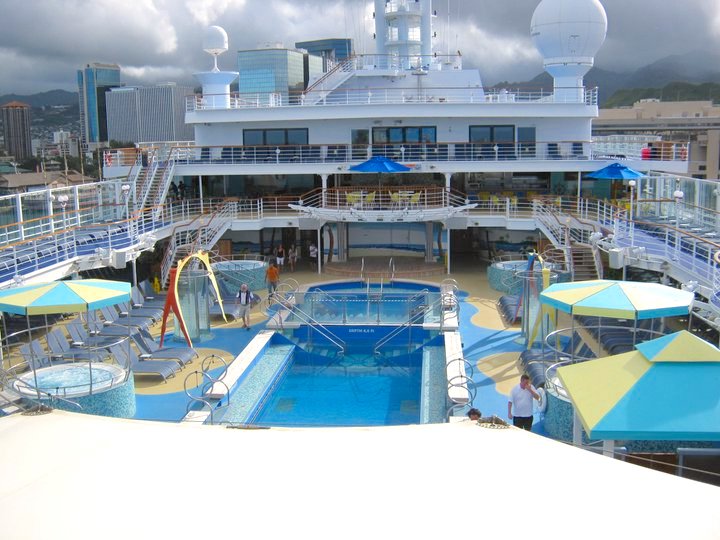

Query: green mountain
0;89;77;108
603;82;720;108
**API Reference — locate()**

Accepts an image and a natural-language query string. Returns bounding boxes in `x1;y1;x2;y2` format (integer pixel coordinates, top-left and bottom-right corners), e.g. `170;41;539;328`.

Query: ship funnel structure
374;0;433;70
194;26;239;109
531;0;607;102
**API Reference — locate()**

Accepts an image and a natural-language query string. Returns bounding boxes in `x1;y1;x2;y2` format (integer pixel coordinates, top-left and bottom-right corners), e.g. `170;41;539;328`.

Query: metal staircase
264;281;347;356
533;199;604;281
302;56;357;105
569;244;603;281
160;202;235;287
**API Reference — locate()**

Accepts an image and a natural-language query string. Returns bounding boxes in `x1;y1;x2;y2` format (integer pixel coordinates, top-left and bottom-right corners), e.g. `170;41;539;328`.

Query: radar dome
203;26;229;56
531;0;607;63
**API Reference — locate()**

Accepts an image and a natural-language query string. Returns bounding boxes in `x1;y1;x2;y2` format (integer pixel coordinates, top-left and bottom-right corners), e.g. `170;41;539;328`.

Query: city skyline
1;0;719;95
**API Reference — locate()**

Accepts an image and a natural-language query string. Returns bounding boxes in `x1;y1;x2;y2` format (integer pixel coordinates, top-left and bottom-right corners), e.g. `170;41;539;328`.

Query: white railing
186;86;598;112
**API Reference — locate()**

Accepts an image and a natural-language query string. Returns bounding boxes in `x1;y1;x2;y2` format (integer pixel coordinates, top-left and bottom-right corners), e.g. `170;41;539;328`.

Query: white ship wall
193;115;593;148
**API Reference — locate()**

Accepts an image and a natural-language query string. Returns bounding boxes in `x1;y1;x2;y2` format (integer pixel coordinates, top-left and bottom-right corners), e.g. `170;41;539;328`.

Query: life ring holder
713;250;720;266
534;387;547;414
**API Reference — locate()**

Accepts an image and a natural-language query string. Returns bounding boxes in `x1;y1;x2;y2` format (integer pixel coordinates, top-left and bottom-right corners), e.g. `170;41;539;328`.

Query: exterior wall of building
295;39;353;61
107;84;194;144
77;63;122;148
238;48;311;103
596;100;720;180
1;103;32;161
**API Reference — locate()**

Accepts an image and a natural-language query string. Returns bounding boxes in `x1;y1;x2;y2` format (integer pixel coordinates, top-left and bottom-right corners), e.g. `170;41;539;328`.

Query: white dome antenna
203;26;229;71
531;0;607;101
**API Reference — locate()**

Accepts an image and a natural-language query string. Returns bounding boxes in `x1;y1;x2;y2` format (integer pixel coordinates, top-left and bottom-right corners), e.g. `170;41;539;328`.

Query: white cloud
0;0;718;95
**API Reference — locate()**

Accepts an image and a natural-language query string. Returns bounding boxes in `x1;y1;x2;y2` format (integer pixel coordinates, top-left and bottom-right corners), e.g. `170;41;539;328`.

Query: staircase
160;202;235;287
302;56;357;105
570;243;602;281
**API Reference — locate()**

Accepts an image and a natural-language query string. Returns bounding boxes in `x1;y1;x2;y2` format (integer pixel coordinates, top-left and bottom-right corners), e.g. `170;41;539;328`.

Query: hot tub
14;363;136;418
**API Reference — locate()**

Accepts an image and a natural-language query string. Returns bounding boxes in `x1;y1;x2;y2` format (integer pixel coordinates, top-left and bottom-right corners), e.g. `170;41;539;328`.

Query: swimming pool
276;280;447;327
214;280;455;427
217;333;447;427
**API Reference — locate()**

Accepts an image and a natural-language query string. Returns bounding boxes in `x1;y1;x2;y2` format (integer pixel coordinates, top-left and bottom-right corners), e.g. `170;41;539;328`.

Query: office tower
1;101;32;161
238;44;323;104
295;38;354;70
106;83;195;144
77;62;122;149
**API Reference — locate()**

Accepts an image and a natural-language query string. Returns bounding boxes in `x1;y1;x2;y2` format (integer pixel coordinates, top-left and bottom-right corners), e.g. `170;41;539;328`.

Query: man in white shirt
508;374;540;431
235;283;255;330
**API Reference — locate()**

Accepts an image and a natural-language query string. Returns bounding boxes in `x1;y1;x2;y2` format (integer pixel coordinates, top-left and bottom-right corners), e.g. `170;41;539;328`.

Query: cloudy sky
1;0;719;95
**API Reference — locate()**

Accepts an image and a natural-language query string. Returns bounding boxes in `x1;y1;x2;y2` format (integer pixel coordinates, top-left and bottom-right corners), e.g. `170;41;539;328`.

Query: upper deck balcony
185;53;598;114
186;85;598;113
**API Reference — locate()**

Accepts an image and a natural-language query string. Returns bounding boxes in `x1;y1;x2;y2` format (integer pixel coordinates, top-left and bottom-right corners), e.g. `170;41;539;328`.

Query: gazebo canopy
0;280;130;316
539;279;693;320
557;331;720;440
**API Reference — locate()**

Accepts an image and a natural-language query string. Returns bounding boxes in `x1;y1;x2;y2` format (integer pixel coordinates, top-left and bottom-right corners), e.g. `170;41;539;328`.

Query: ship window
469;125;515;143
244;130;263;146
352;129;369;145
287;129;307;145
243;128;309;145
266;130;286;145
372;126;436;143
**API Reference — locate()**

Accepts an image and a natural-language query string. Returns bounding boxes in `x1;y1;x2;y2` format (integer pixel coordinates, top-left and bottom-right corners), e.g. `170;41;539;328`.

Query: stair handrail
149;157;177;208
271;289;347;354
183;354;230;425
373;293;445;355
304;56;357;94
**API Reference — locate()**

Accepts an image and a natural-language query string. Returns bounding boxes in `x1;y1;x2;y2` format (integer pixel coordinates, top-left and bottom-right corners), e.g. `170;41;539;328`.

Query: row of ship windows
243;125;537;146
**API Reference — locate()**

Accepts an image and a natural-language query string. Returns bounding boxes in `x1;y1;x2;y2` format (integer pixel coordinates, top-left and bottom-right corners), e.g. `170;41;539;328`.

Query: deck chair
67;320;119;347
408;191;422;208
131;328;197;366
100;305;153;330
364;191;376;209
131;286;166;308
118;301;162;322
390;192;401;209
109;343;181;382
19;341;53;370
46;328;108;362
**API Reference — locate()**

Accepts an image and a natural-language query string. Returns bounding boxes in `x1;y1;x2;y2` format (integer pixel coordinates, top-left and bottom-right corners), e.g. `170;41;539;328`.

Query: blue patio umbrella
586;162;643;180
349;156;412;173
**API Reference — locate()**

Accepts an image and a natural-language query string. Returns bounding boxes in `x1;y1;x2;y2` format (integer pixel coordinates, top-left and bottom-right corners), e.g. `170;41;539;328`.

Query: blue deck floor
133;291;529;426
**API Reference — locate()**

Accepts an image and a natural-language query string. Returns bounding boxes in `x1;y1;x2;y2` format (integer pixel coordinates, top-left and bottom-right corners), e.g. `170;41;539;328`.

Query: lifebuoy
534;387;547;414
104;153;113;167
679;146;688;161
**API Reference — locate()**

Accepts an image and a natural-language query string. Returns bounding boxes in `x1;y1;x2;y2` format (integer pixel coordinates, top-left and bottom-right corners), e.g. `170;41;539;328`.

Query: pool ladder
446;357;476;420
184;354;230;425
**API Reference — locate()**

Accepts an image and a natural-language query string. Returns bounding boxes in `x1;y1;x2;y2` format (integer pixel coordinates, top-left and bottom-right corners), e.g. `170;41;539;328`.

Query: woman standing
288;244;297;272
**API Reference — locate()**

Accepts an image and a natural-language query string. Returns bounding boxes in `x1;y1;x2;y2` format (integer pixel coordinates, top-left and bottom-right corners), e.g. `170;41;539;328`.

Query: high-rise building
106;83;195;144
77;63;122;149
295;38;353;70
237;44;323;104
0;101;32;161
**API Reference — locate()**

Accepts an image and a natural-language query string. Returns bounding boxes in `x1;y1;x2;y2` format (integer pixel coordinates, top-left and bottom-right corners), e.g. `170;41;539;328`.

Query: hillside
0;89;77;108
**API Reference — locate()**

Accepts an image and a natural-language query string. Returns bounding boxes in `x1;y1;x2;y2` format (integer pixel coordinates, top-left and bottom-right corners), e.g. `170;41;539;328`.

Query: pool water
15;363;125;397
253;358;422;427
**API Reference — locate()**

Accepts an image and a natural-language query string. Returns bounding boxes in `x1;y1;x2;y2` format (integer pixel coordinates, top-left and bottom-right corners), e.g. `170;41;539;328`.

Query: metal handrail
183;354;230;425
270;289;346;355
373;293;446;354
446;357;475;419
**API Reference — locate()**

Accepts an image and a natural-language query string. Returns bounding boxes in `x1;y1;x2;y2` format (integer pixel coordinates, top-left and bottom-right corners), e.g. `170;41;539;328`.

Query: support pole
317;227;322;275
199;175;204;213
572;408;583;447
